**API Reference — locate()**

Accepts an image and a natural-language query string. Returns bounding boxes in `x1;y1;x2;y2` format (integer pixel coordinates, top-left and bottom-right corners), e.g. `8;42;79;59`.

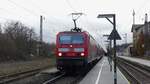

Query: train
55;31;104;71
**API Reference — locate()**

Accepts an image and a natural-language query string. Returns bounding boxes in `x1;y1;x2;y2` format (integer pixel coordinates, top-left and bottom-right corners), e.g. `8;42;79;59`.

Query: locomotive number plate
67;53;75;56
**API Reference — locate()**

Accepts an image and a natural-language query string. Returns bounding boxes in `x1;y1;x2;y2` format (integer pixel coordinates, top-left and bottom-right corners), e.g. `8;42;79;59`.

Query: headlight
81;53;85;56
74;48;84;52
58;48;69;52
58;53;62;56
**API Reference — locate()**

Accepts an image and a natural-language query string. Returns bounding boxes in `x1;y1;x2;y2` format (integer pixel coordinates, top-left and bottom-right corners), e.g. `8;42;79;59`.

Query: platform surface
119;56;150;67
79;57;129;84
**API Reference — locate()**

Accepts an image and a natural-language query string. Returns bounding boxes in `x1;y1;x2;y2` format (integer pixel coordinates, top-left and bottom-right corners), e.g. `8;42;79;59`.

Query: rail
0;66;50;83
117;57;150;84
42;56;102;84
42;72;65;84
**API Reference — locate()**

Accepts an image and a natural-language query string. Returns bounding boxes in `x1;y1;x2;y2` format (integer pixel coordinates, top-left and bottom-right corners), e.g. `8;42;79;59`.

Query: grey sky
0;0;150;50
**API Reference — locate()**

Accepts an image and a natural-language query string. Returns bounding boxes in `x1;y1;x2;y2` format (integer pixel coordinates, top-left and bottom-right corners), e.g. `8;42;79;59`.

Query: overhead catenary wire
0;7;23;21
0;7;16;15
0;16;15;21
0;0;42;22
78;16;105;49
6;0;73;37
65;0;77;12
2;0;105;47
28;0;77;27
6;0;75;24
29;0;50;16
71;11;104;47
27;0;72;29
64;0;107;50
0;0;77;44
7;0;39;16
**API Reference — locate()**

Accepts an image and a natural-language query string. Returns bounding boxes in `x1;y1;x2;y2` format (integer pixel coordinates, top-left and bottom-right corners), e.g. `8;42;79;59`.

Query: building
123;44;133;56
131;24;144;56
131;17;150;57
143;21;150;56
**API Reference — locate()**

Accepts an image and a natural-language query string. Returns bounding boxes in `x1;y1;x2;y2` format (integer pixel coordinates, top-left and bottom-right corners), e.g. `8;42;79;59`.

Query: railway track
117;57;150;84
42;71;87;84
42;59;100;84
0;57;101;84
0;66;50;84
43;72;65;84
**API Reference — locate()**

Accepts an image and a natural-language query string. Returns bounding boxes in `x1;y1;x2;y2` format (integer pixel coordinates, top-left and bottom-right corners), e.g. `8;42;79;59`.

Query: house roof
131;24;143;32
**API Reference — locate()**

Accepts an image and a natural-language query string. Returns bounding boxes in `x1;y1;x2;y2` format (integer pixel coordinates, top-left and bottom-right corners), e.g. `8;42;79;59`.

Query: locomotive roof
58;31;97;40
59;31;89;34
59;31;95;39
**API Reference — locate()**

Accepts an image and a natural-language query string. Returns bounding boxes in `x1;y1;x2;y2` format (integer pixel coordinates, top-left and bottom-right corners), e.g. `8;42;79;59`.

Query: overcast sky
0;0;150;50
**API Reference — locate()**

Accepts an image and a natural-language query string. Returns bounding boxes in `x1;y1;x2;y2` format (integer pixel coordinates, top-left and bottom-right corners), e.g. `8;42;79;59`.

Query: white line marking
118;68;130;84
95;59;105;84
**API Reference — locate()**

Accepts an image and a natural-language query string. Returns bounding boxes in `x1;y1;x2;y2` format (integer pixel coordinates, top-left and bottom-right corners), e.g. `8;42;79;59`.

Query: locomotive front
56;32;88;71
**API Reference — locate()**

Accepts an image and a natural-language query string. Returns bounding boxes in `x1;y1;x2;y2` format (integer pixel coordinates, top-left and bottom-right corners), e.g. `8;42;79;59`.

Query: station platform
79;57;129;84
118;56;150;67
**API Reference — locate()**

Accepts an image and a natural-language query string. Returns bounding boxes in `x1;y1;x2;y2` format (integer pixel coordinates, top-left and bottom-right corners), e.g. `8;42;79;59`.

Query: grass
0;57;56;76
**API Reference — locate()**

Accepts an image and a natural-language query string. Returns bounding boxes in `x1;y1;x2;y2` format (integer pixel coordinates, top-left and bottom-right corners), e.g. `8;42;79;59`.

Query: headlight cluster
58;48;84;52
58;48;85;56
58;48;69;52
74;48;84;52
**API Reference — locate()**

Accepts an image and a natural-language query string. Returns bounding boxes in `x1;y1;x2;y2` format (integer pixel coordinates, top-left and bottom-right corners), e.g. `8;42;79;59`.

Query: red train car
55;31;103;71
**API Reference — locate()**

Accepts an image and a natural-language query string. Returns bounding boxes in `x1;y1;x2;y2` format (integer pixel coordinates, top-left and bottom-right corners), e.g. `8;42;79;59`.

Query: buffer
108;29;121;40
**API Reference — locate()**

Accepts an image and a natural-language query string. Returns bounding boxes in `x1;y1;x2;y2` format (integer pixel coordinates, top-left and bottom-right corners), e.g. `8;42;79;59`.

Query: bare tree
0;21;54;62
3;21;38;60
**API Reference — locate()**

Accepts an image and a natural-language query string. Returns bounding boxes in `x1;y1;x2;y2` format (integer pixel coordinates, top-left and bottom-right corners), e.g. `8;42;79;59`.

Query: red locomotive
55;31;103;71
55;13;104;71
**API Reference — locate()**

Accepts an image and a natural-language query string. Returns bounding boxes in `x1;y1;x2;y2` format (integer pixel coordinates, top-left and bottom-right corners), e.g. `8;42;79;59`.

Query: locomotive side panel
87;35;96;63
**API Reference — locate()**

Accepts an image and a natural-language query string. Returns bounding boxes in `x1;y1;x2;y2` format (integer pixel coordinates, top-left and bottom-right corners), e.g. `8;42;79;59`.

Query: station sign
108;29;121;40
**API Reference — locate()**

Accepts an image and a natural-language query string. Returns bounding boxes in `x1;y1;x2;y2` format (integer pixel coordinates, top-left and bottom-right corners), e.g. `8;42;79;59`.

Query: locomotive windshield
59;34;84;44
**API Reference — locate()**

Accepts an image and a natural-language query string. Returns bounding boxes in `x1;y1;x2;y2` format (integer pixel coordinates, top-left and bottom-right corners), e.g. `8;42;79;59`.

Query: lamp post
39;15;45;56
97;14;121;84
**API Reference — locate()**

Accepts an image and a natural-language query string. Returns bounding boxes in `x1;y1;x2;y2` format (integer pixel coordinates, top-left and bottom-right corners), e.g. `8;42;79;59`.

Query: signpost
108;29;121;40
97;14;121;84
103;34;113;71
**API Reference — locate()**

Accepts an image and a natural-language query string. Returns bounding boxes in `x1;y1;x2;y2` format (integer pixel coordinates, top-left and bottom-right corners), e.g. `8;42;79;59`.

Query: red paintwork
55;31;102;64
56;31;89;57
